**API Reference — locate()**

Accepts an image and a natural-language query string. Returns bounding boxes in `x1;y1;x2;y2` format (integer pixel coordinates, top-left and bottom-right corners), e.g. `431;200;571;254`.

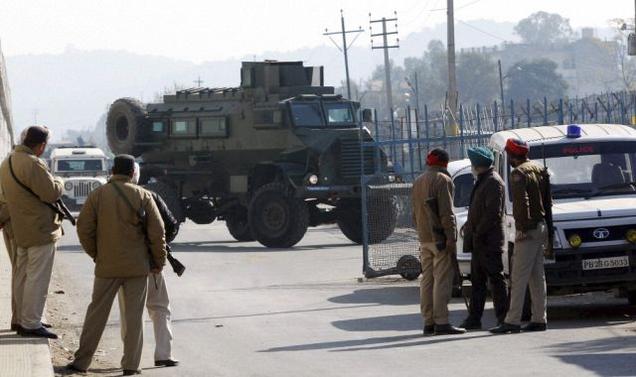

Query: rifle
8;156;75;226
166;244;185;277
425;197;469;310
541;144;555;259
541;168;554;259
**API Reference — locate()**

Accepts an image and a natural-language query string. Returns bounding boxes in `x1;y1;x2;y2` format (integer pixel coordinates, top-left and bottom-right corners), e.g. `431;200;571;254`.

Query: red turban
505;138;529;157
426;151;448;167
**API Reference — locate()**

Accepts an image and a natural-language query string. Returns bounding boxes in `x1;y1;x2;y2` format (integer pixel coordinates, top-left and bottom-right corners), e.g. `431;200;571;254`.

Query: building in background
0;41;15;155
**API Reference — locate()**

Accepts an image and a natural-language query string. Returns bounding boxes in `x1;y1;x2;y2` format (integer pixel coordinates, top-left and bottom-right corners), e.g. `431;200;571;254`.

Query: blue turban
467;146;494;167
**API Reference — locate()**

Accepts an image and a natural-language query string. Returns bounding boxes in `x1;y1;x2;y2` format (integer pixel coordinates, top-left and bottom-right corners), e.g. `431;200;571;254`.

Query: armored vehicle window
291;102;324;127
171;119;197;137
200;117;228;137
325;102;354;125
152;121;166;133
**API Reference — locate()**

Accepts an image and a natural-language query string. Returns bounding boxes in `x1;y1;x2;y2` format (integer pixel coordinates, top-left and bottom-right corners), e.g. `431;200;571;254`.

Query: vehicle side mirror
362;108;374;123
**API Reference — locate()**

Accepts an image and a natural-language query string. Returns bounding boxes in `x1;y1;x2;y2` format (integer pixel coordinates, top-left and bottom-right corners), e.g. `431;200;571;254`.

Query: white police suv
489;124;636;304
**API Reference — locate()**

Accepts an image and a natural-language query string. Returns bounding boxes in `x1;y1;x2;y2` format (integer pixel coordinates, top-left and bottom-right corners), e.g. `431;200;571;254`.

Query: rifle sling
8;156;64;219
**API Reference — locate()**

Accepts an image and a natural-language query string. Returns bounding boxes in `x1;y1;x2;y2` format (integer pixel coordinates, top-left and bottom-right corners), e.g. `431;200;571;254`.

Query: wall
0;42;14;157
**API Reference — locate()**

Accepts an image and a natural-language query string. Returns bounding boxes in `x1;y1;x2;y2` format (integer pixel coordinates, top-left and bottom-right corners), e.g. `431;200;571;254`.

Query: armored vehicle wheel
107;98;146;157
144;181;185;224
185;200;216;224
248;183;309;248
337;197;397;245
226;206;255;242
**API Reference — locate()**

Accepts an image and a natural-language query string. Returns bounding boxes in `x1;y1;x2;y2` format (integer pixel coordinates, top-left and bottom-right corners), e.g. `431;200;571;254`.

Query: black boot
434;324;466;335
459;317;482;330
522;322;547;332
20;326;58;339
489;322;521;334
423;324;435;336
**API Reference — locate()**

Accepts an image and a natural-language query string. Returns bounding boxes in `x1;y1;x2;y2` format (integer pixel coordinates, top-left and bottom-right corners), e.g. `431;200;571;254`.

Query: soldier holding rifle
0;125;64;339
490;139;550;334
69;155;166;375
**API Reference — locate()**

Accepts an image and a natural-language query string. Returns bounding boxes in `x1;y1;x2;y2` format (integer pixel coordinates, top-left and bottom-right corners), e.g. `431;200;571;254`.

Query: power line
457;19;508;42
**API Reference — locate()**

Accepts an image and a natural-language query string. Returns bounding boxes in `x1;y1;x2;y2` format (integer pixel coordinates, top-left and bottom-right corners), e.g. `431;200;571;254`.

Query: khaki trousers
505;222;548;325
119;272;173;361
14;242;56;329
420;242;454;325
2;227;18;325
74;276;147;371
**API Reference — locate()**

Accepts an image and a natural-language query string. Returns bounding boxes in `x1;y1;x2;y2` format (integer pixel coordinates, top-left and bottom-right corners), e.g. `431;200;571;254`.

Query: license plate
76;198;86;205
582;256;630;271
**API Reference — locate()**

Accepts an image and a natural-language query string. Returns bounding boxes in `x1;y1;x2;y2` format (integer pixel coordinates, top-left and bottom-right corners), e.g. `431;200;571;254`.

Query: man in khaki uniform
0;126;63;339
0;129;27;330
69;155;166;376
491;138;549;334
412;148;466;336
0;193;18;328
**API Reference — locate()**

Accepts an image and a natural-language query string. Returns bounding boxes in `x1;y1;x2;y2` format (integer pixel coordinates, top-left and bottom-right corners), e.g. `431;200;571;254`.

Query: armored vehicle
106;61;396;248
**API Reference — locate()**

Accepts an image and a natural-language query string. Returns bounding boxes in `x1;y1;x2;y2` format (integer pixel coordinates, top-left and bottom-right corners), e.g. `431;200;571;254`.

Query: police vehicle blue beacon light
567;124;582;138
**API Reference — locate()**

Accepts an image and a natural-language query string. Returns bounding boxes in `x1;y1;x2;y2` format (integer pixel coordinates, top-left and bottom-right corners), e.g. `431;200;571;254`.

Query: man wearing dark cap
412;148;466;336
0;125;63;339
69;155;166;375
460;146;508;330
491;139;549;334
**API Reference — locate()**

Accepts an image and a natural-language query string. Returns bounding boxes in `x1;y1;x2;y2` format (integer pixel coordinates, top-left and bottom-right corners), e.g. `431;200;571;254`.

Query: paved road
50;221;636;377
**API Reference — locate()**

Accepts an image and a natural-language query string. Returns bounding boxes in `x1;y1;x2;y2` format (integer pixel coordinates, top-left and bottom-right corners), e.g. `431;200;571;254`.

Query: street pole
323;11;364;100
498;59;505;111
370;13;399;120
414;71;420;118
381;19;393;117
446;0;458;136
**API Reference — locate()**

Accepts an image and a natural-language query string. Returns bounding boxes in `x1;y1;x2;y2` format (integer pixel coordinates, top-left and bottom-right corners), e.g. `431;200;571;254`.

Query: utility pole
323;10;364;100
194;76;204;87
498;59;505;112
446;0;459;135
405;72;420;116
370;12;399;121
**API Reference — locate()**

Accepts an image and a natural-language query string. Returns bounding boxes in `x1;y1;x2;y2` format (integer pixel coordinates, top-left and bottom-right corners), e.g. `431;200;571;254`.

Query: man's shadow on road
261;287;636;353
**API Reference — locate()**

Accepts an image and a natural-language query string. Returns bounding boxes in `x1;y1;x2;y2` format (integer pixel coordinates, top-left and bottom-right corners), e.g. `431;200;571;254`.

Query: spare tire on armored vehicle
106;98;147;157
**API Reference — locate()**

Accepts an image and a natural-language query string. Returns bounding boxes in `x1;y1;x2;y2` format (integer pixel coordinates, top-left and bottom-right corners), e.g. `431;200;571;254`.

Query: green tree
514;11;573;45
505;59;568;102
456;52;498;104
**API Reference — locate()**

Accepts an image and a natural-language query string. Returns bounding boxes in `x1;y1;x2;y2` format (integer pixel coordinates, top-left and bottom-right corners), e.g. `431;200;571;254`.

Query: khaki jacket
0;146;63;248
0;190;13;240
412;166;457;245
77;175;166;278
463;168;506;253
510;160;548;232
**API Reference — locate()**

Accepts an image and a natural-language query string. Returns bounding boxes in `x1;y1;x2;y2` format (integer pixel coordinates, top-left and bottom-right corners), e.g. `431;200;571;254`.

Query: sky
0;0;634;62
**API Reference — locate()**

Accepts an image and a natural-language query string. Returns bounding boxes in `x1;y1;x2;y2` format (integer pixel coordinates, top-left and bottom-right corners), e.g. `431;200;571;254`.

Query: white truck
50;147;110;212
454;123;636;304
